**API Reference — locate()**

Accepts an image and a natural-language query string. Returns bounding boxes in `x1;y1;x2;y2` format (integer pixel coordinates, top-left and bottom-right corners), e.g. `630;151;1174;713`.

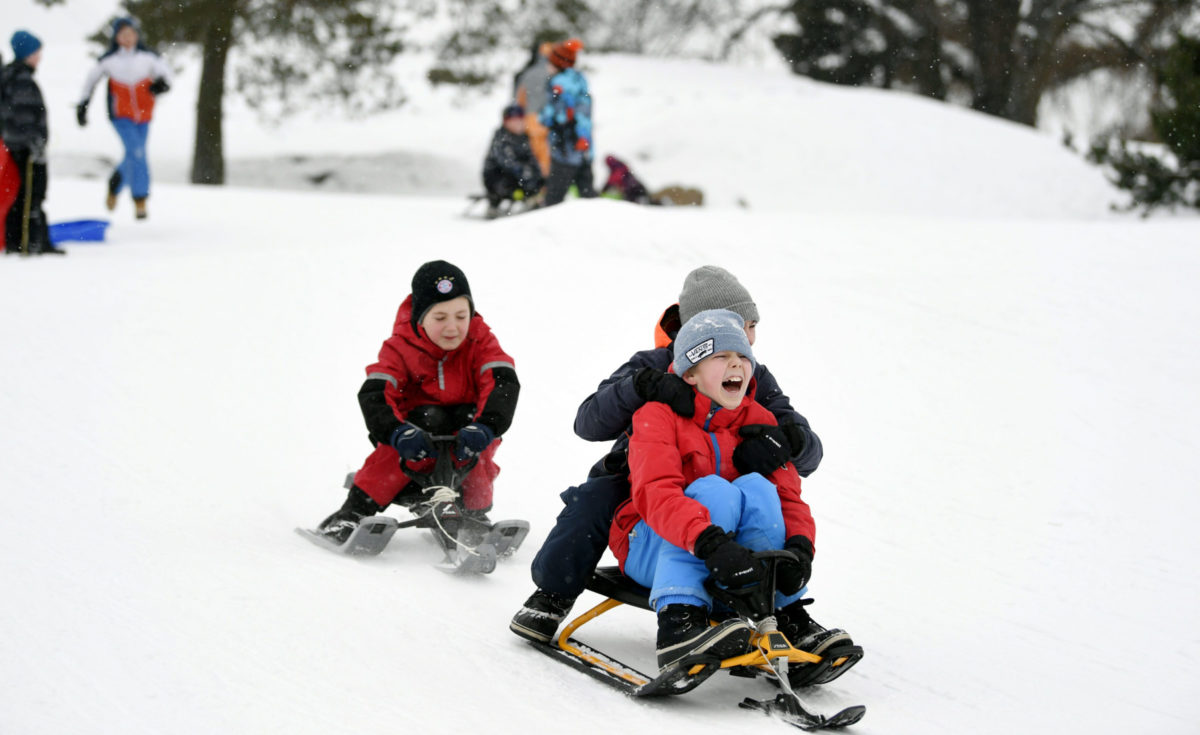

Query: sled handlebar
704;549;804;622
399;434;480;491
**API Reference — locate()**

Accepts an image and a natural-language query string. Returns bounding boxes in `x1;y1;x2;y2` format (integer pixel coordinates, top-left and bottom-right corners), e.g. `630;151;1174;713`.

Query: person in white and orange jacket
76;17;171;220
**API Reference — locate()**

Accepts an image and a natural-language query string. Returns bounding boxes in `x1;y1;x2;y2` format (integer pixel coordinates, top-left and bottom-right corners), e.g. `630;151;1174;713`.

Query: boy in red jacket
610;309;827;672
316;260;519;543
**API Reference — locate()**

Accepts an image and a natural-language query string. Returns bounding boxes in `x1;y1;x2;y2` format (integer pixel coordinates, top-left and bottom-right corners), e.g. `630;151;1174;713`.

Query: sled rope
419;486;487;558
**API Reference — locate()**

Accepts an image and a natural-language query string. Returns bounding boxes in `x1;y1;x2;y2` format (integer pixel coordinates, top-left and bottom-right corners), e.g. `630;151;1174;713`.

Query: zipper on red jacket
437;357;446;390
702;404;722;475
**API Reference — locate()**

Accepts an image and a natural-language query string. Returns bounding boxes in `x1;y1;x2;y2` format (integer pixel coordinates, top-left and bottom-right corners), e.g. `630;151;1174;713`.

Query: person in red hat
538;38;597;206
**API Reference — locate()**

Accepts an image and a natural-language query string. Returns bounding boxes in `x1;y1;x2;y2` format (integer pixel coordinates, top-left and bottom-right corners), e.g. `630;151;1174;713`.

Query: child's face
504;116;526;135
420;296;471;351
743;320;757;346
117;26;139;49
683;350;752;410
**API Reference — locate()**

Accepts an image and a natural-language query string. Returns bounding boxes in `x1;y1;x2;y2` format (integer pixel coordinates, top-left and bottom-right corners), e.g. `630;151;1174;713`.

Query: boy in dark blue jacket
511;267;852;684
2;31;61;256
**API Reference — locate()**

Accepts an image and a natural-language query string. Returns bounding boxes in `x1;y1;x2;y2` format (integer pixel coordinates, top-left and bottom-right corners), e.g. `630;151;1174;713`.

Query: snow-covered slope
3;3;1200;734
4;182;1199;734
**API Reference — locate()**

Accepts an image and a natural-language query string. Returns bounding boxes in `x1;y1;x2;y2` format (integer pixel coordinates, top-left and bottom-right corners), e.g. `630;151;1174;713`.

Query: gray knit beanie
678;266;759;325
673;309;756;377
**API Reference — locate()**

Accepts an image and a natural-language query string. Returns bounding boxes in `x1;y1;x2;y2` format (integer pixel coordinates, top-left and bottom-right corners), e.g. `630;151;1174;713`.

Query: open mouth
721;375;744;393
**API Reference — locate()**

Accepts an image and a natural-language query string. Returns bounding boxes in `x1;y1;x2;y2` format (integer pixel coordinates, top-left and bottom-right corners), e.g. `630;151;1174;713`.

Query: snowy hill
4;3;1200;734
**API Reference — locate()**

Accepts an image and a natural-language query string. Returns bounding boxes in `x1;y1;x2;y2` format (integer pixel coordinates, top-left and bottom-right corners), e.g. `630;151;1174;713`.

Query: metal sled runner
529;551;865;731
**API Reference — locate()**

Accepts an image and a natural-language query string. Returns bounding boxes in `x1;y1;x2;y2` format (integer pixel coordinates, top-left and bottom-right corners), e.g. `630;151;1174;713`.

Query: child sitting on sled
482;103;544;219
609;309;826;672
316;260;520;543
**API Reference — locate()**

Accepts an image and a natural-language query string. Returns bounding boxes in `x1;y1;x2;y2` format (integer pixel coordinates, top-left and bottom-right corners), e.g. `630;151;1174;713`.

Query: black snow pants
543;158;597;207
3;149;50;254
530;470;630;599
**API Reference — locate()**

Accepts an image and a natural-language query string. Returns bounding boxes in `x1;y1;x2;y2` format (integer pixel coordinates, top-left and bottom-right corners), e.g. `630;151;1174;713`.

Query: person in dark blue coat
511;266;827;644
1;30;62;256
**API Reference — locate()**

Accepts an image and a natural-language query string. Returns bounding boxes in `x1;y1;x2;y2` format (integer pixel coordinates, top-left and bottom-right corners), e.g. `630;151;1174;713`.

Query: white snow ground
3;3;1200;734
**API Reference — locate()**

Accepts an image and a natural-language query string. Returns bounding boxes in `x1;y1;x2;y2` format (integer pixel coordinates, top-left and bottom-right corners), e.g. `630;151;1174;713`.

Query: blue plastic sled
49;219;110;244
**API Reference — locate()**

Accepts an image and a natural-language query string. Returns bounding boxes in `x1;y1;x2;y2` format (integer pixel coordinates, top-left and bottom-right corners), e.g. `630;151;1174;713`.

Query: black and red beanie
410;260;474;330
549;38;583;69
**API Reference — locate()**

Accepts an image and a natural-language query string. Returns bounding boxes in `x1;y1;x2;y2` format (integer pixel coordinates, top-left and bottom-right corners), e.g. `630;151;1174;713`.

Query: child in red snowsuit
317;260;519;543
609;309;827;674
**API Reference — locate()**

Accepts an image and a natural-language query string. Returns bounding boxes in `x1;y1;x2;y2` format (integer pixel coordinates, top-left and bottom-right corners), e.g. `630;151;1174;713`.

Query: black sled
526;551;865;731
462;192;538;220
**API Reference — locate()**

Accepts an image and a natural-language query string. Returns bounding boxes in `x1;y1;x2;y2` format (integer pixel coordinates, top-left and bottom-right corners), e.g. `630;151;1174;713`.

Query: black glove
780;422;807;457
733;424;791;476
632;367;694;418
693;525;765;589
148;78;170;95
454;422;495;461
389;423;436;461
76;102;88;127
776;536;813;595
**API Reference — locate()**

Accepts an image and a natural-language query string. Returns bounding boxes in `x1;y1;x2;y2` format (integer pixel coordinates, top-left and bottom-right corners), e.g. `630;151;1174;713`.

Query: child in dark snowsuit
316;260;520;543
1;31;61;256
482;104;544;218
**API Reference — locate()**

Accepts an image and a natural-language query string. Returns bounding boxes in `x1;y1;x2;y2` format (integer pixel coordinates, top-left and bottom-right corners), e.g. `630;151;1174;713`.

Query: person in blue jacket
510;267;848;666
538;38;596;206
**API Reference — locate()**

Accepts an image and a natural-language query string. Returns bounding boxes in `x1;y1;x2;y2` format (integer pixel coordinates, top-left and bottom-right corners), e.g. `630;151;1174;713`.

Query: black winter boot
106;170;121;211
316;485;382;544
776;598;861;686
655;604;752;671
510;589;576;643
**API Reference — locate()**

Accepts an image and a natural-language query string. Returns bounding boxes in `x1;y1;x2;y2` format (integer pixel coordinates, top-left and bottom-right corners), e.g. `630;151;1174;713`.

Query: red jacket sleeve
628;403;714;553
770;463;816;554
468;316;519;434
741;400;816;552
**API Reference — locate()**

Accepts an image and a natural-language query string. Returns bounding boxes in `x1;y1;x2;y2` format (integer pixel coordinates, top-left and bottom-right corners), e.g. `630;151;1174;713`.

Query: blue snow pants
111;118;151;200
531;470;629;599
623;473;807;612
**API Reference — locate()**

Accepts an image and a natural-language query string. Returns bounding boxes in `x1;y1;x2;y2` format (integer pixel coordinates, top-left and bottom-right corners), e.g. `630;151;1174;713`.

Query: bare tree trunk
965;0;1022;119
191;1;236;185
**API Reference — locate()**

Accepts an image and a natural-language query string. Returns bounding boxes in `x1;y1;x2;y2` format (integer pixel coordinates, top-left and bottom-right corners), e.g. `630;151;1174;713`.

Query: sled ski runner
296;515;400;556
297;432;529;573
526;552;865;731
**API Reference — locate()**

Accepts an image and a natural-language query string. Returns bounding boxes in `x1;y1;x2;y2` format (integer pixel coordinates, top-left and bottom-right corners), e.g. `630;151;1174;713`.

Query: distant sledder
299;260;526;573
526;551;864;730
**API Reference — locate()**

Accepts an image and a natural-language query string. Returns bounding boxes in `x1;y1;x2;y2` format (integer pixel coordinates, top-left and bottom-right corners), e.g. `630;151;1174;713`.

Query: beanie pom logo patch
435;278;455;294
685;338;715;365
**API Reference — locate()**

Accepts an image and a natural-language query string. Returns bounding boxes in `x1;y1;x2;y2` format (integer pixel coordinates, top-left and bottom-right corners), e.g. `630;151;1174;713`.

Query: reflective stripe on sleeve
366;372;399;389
479;361;515;375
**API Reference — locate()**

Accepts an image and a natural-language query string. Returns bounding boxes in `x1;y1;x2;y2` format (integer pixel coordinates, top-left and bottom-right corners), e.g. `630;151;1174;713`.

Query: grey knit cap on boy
673;309;757;377
678;265;760;325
